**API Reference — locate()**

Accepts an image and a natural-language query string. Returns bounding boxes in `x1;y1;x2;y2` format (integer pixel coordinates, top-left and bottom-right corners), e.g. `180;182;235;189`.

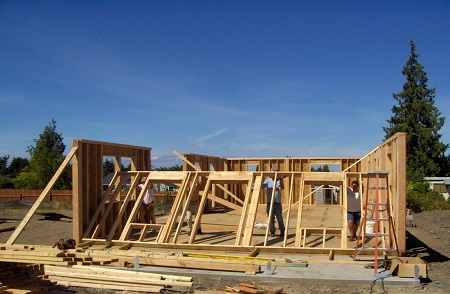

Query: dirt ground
0;202;449;293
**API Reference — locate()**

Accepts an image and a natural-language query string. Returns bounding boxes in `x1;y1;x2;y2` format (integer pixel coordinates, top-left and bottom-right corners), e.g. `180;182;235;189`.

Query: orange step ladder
353;171;399;273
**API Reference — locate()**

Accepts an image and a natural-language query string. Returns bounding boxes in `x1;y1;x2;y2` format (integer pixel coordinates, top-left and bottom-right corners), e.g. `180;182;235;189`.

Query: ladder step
366;217;389;221
365;233;391;237
367;209;388;213
355;171;397;260
367;171;389;176
368;202;388;206
356;248;397;253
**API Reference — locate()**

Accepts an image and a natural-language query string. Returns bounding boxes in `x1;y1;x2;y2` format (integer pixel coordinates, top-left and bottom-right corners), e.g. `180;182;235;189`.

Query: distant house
424;177;450;200
155;183;179;192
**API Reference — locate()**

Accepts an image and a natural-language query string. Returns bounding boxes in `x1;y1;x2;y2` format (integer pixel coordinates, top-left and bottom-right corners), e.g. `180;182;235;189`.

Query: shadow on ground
405;230;449;263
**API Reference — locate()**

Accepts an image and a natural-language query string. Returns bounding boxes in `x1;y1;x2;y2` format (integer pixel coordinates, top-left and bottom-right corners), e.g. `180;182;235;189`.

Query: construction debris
209;282;284;294
52;238;76;250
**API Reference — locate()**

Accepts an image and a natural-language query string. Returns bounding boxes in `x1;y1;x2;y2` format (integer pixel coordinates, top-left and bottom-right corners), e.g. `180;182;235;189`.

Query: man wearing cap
262;167;286;237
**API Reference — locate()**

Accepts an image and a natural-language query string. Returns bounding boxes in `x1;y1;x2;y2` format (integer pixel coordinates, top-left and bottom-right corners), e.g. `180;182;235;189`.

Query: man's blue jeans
266;203;285;233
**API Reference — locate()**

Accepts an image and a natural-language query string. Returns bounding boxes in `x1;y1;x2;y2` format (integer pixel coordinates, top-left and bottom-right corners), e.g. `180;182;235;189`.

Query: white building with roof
424;177;450;200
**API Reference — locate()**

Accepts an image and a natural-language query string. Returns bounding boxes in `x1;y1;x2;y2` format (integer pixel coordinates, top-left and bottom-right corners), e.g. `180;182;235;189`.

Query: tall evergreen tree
383;40;449;179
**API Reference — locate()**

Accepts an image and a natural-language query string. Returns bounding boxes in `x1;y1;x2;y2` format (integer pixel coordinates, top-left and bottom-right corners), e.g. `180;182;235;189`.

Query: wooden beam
302;172;345;183
117;256;260;274
6;147;78;245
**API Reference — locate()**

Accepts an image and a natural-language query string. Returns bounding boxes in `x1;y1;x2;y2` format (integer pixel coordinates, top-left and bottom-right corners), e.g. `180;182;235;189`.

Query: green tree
13;119;71;189
0;155;8;173
7;157;29;178
383;40;449;180
311;165;330;172
0;155;11;188
0;156;29;188
155;164;183;171
103;158;115;177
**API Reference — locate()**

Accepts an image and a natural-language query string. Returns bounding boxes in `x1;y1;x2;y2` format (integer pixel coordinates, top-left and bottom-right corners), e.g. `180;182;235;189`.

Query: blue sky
1;1;449;168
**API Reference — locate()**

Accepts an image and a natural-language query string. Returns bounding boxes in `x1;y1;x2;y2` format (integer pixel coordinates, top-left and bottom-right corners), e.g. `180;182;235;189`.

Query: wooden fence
0;189;170;204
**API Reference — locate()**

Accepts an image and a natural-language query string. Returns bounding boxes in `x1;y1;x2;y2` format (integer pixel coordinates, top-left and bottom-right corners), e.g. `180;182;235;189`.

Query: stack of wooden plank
44;265;193;293
0;248;118;266
0;262;64;293
0;244;194;293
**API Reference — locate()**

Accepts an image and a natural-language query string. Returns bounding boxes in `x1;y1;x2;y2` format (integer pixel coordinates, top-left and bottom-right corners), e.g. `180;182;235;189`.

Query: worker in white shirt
137;177;156;225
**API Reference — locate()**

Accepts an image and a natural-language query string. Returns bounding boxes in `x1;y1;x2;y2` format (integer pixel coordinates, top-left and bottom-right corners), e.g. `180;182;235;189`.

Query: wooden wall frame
70;133;406;256
6;133;406;258
72;139;151;243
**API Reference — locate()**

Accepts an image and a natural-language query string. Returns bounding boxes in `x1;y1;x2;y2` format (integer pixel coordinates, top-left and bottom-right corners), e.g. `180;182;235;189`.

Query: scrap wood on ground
208;282;284;294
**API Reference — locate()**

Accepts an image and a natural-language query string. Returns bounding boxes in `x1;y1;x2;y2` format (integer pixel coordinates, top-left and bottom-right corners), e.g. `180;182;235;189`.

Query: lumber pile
0;245;193;293
0;247;117;266
0;262;66;293
44;264;193;293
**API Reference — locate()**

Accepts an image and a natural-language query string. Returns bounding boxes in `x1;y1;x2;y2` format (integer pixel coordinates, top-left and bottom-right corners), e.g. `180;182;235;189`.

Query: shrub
407;180;450;212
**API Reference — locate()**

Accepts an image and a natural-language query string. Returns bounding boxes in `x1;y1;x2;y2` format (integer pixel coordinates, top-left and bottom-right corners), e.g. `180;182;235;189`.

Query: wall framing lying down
69;133;406;257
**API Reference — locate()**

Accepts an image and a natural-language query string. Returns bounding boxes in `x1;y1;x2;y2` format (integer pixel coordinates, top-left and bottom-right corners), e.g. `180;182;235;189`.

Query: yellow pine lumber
1;289;31;294
0;248;118;264
79;250;264;266
0;254;73;262
0;250;66;257
182;251;274;262
51;264;193;282
0;257;76;266
45;267;192;287
118;256;260;274
51;279;163;292
6;146;77;245
164;255;263;265
47;272;191;288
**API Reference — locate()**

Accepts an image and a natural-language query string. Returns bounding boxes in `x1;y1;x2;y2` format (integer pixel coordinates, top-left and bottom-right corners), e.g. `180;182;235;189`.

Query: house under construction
6;132;407;258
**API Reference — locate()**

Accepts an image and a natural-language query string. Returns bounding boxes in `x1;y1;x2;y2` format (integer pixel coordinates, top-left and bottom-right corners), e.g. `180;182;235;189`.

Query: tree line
0;119;182;190
1;41;449;211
